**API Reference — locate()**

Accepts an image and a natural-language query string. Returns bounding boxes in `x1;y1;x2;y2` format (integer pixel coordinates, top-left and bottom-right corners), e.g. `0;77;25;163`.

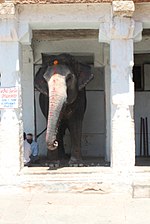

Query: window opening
133;65;143;91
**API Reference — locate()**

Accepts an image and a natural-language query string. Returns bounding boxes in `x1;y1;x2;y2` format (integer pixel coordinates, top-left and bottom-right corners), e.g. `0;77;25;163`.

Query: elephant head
35;53;93;152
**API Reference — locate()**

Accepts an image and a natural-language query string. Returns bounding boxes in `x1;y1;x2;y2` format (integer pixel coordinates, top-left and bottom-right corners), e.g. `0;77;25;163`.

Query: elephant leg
57;124;66;160
47;149;58;161
68;119;83;164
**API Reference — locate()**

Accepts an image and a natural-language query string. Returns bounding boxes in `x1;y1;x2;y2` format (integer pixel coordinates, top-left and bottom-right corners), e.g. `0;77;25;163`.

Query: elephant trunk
46;74;67;151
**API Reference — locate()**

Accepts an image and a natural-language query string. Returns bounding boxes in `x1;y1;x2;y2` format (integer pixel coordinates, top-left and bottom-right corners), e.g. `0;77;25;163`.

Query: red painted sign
0;87;19;109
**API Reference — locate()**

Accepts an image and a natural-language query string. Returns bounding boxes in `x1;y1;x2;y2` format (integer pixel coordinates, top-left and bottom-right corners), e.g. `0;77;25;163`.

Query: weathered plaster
134;3;150;29
0;6;32;174
0;0;150;178
17;4;111;29
0;42;23;175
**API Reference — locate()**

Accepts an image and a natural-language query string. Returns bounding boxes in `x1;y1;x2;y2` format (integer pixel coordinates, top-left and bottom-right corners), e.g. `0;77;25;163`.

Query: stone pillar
110;24;135;171
0;1;32;176
103;44;111;162
0;42;23;175
99;1;143;172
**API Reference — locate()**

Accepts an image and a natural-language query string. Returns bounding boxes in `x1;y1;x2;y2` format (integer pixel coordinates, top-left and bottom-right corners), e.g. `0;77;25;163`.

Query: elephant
34;53;93;164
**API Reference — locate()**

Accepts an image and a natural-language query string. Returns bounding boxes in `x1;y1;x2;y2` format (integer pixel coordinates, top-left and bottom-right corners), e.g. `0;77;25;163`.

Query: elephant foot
49;160;60;169
68;156;86;167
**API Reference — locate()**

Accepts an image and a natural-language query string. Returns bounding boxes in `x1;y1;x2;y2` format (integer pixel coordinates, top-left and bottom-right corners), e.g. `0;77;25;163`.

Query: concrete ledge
134;166;150;173
132;167;150;198
133;185;150;198
20;166;112;175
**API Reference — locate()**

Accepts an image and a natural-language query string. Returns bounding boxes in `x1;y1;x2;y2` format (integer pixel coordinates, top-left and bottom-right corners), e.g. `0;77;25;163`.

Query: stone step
133;184;150;198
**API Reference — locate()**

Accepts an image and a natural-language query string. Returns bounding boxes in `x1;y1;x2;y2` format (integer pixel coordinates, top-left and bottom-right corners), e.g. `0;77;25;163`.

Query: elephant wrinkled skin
34;53;93;164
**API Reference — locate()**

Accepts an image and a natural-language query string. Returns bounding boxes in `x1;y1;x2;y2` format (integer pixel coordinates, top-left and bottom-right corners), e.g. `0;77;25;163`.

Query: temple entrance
29;29;109;167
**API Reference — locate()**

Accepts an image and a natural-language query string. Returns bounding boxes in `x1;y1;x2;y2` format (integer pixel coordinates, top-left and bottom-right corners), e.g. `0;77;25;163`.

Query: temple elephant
34;53;93;164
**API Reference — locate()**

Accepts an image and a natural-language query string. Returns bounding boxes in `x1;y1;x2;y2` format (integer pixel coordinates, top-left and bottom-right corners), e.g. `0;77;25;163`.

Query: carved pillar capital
0;2;15;15
0;2;32;44
99;19;143;43
0;0;16;41
99;1;143;43
112;1;135;17
0;19;18;41
0;19;32;44
19;22;32;45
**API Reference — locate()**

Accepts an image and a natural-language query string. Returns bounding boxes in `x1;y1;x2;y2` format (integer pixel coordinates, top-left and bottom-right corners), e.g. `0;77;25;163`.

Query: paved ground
0;165;150;224
0;185;150;224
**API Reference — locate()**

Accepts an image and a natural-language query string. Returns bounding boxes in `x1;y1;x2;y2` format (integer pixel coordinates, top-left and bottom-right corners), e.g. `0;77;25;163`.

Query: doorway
31;29;108;167
134;55;150;166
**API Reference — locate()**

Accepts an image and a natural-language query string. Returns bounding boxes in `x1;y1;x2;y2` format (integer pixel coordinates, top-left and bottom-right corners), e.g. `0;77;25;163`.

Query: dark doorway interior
134;52;150;166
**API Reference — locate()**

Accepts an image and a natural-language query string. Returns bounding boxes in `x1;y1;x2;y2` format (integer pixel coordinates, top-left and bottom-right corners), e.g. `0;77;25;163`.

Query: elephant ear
34;66;48;96
77;63;94;91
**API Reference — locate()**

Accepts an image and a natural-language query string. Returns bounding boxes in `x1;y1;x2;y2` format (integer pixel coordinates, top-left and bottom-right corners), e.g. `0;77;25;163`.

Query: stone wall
13;0;112;4
1;0;150;5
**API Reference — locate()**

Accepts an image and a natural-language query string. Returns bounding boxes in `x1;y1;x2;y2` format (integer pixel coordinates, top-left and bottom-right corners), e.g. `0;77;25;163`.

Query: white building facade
0;0;150;194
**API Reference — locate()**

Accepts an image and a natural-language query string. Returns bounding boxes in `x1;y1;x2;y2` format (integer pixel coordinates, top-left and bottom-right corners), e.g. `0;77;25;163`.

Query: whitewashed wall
21;45;35;135
20;2;150;160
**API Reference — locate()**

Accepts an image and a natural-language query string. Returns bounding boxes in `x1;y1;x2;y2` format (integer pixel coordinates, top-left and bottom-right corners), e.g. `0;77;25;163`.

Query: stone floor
30;156;150;168
31;156;110;168
0;186;150;224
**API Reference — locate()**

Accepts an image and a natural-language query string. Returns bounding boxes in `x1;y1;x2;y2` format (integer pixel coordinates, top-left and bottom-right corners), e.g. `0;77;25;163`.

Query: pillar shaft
0;42;23;175
0;2;32;175
110;37;135;170
99;1;143;172
104;44;111;162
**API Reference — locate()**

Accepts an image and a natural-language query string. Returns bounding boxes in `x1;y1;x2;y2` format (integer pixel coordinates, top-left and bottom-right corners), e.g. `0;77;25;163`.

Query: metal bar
36;127;47;139
140;117;143;156
33;64;37;141
143;118;146;156
145;117;149;156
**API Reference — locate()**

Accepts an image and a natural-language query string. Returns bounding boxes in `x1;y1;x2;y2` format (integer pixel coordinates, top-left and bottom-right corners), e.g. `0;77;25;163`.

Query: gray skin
35;54;93;164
